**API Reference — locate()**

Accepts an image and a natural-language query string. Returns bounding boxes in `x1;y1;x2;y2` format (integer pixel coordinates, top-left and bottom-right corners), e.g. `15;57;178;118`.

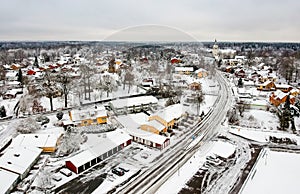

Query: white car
60;168;72;177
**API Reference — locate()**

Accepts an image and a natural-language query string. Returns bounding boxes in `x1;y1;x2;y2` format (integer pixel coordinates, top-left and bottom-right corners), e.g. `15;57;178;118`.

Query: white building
0;169;19;194
0;146;42;180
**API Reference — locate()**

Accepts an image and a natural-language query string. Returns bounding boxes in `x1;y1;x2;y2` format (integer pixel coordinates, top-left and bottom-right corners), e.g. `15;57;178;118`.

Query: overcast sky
0;0;299;42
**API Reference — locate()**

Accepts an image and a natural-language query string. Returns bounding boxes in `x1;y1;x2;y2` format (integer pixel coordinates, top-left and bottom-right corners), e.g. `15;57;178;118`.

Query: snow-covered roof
10;133;62;149
125;127;168;145
0;146;42;175
152;104;184;123
275;84;292;89
66;129;131;167
262;80;273;86
142;120;165;131
174;67;194;72
195;68;208;73
0;169;19;194
70;106;107;121
110;96;158;109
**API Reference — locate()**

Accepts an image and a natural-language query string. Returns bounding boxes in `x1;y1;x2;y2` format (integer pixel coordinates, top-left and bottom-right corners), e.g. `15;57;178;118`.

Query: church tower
212;39;219;60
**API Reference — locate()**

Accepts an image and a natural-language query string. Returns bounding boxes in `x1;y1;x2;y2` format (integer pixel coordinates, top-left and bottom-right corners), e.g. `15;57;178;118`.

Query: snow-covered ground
239;109;279;130
241;148;300;194
156;140;236;194
92;163;140;194
229;127;300;144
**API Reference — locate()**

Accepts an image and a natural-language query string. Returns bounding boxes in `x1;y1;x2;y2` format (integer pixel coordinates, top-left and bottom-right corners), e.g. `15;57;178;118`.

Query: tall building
212;39;219;59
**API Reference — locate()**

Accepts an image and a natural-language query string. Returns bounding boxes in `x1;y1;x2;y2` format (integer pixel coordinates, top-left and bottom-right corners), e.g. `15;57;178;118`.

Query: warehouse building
10;133;62;153
65;129;132;174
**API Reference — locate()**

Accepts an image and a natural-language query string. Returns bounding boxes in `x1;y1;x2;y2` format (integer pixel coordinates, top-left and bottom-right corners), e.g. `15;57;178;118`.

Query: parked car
52;174;62;182
112;168;124;176
118;167;129;172
60;168;72;177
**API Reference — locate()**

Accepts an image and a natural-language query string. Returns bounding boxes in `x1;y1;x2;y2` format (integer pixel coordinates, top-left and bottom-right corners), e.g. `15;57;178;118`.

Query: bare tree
195;90;205;116
37;168;52;193
123;69;135;93
79;64;93;101
40;70;62;111
56;72;73;108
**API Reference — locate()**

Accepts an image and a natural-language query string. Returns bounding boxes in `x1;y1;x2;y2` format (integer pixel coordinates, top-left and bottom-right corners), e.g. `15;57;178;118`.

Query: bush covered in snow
57;129;85;156
16;117;41;133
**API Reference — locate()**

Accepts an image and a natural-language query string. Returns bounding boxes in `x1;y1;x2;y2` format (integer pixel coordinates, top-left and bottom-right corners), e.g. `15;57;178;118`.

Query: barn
65;129;132;174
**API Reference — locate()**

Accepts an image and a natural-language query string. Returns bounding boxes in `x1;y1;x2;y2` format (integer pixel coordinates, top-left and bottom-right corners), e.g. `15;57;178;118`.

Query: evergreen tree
17;68;23;84
0;105;6;117
237;78;243;88
33;56;39;68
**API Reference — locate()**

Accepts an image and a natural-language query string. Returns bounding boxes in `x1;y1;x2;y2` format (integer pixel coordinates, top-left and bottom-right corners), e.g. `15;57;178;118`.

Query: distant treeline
0;41;299;50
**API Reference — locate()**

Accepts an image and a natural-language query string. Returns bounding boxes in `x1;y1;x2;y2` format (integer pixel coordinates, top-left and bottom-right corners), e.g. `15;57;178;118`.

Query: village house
269;91;296;107
189;82;201;91
275;84;293;93
256;80;276;91
68;105;107;127
170;57;181;64
195;68;208;78
290;88;300;97
65;129;131;174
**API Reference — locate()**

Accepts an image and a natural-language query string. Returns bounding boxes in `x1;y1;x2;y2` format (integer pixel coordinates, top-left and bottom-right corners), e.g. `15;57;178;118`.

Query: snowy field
241;149;300;194
239;109;279;130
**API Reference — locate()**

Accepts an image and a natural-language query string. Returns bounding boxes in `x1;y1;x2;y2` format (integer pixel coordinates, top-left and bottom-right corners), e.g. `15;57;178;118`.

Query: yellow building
256;80;276;91
148;103;183;130
140;120;166;134
69;106;107;126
